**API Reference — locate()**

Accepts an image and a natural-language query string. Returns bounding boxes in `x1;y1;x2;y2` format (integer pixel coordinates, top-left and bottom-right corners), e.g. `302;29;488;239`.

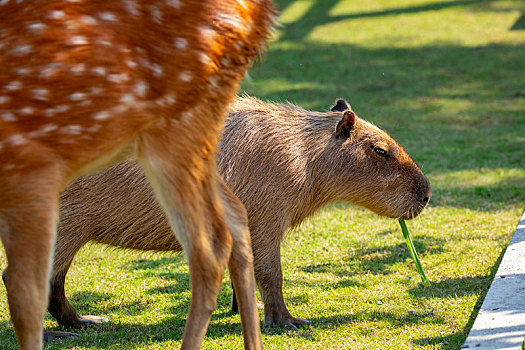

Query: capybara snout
328;99;430;220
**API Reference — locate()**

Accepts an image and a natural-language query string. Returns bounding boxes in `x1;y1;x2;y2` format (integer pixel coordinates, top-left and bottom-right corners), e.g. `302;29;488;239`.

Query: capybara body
47;96;431;330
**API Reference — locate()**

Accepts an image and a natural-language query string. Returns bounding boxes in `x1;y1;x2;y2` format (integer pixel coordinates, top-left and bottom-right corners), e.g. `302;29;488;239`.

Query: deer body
0;1;274;349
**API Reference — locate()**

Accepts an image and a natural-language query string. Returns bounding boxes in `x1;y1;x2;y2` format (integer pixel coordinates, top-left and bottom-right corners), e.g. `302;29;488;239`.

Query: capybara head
323;99;430;220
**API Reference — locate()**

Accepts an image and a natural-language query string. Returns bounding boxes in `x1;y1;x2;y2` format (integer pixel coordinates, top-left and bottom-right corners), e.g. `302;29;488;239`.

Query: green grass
1;0;524;349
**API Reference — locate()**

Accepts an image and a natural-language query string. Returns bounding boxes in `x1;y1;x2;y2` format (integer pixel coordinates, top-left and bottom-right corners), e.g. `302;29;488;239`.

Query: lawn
1;0;524;349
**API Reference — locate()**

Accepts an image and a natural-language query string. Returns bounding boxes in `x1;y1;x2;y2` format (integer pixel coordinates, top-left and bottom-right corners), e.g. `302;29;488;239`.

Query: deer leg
218;176;263;349
137;134;248;349
0;166;61;350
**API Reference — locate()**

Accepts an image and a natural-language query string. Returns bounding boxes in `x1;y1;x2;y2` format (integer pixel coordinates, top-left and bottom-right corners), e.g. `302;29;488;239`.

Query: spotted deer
0;1;275;349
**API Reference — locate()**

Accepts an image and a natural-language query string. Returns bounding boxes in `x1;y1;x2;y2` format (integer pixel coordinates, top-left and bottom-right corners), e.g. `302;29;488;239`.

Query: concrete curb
462;210;525;349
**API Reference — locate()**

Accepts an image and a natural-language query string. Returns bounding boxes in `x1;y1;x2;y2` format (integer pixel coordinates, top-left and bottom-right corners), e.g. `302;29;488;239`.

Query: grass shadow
274;0;499;42
301;236;445;278
123;256;185;271
413;236;508;347
432;176;525;211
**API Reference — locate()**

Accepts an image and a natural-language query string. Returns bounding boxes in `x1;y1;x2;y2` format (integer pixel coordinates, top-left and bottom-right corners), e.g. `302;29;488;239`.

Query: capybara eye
371;145;389;157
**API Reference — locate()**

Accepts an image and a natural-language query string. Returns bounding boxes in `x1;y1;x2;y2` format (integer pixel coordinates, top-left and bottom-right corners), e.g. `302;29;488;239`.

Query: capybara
38;96;430;333
0;1;274;348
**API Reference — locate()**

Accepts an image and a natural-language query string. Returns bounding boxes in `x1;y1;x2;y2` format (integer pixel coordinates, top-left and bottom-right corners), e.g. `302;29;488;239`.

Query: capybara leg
49;238;109;329
218;177;263;349
0;169;60;350
254;243;311;330
48;270;108;329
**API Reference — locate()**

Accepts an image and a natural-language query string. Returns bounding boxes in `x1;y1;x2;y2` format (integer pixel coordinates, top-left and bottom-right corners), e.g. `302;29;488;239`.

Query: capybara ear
330;99;351;112
335;110;355;139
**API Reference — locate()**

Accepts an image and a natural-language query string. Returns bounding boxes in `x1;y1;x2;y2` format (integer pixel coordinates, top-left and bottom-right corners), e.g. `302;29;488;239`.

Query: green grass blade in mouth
399;218;431;287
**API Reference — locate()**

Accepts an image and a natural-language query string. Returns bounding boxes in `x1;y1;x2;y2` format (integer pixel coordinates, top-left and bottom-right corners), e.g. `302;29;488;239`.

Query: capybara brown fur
36;96;431;331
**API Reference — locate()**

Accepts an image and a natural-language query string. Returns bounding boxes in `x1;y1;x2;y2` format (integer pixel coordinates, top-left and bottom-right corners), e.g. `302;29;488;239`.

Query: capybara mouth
400;197;430;220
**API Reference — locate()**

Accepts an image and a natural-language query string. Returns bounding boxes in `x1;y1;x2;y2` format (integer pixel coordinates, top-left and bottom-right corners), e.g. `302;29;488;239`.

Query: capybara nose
422;196;429;206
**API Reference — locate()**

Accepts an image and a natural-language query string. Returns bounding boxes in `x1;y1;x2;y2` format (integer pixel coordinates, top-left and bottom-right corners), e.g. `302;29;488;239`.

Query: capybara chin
33;96;431;333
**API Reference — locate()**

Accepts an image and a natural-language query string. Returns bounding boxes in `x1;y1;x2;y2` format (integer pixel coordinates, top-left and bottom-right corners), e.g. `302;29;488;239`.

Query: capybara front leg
253;242;311;330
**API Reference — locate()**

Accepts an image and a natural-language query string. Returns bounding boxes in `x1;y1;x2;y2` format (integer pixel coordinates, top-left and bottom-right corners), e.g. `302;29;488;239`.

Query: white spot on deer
156;93;176;107
13;68;30;75
70;64;86;75
4;81;22;91
174;37;188;51
107;73;128;83
47;11;66;19
1;112;16;122
27;124;58;138
98;40;112;46
208;76;220;89
199;25;217;43
61;125;83;135
151;64;163;77
0;0;10;6
92;111;111;120
78;100;92;107
0;96;10;104
44;105;70;117
91;66;107;76
123;0;140;16
10;45;32;56
236;0;248;10
179;71;192;82
7;134;28;146
89;87;103;95
111;104;128;114
69;36;88;45
69;92;88;101
79;15;98;24
215;13;246;31
126;60;138;69
120;94;135;104
19;107;34;115
99;12;117;21
221;56;232;66
199;52;212;65
166;0;182;9
149;4;162;23
32;88;49;101
181;109;194;123
133;81;148;98
2;164;15;171
27;22;46;32
87;124;102;133
40;62;63;78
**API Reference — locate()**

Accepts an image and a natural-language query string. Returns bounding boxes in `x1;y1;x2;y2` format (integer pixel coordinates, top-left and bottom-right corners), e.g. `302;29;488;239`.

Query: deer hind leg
0;164;62;350
217;175;263;349
137;133;238;349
